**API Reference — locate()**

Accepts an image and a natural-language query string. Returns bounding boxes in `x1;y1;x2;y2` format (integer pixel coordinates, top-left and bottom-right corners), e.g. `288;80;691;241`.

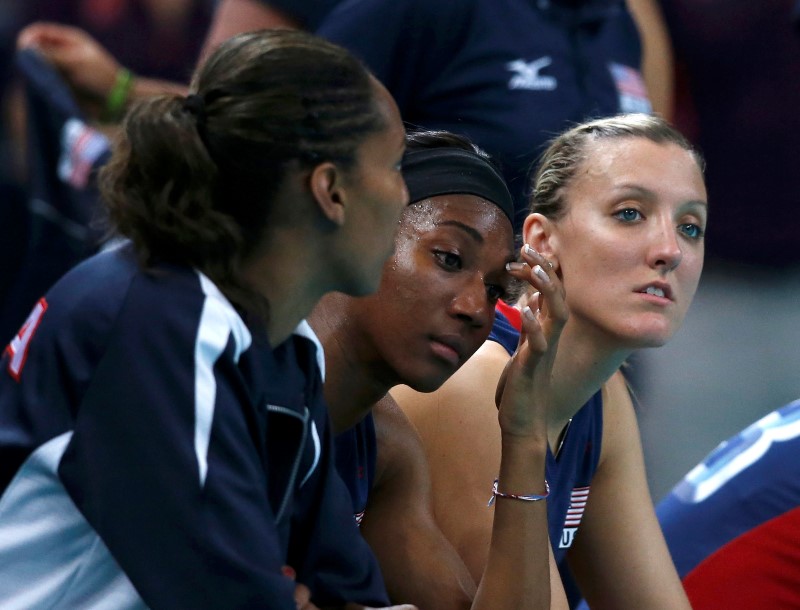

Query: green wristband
104;68;134;123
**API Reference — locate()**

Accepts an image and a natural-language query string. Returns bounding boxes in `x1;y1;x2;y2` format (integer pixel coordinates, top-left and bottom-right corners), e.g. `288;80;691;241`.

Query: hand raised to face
494;243;568;438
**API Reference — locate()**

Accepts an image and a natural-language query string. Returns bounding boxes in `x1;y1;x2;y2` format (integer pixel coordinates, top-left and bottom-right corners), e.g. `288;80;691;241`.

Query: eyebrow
615;184;709;211
435;219;485;243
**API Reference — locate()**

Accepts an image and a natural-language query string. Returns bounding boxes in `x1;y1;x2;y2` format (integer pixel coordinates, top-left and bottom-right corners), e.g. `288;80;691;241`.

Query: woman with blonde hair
397;113;706;608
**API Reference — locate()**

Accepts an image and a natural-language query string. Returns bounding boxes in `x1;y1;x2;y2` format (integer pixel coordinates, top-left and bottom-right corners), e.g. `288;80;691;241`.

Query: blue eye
614;208;642;222
679;223;704;240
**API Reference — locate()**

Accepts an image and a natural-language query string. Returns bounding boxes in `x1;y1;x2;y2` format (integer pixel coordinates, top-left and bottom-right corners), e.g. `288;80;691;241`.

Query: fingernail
506;262;526;272
533;265;550;283
524;244;539;256
523;305;537;320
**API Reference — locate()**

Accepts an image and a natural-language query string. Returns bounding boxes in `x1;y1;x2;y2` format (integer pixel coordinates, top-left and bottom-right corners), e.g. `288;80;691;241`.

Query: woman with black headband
309;129;567;609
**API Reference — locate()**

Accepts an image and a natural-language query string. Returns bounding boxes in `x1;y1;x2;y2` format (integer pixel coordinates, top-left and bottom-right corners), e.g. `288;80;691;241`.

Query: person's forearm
94;71;187;126
473;434;550;610
130;74;188;100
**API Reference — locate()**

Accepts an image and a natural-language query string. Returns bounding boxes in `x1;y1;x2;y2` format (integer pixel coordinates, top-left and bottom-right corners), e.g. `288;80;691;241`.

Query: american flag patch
559;486;590;548
58;118;110;189
608;62;652;114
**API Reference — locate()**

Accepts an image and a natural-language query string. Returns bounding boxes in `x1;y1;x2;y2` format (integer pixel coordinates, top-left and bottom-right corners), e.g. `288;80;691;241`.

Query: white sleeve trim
195;274;252;487
293;319;325;382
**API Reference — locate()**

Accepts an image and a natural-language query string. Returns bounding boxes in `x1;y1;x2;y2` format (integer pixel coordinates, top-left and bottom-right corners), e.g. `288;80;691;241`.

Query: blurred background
633;0;800;501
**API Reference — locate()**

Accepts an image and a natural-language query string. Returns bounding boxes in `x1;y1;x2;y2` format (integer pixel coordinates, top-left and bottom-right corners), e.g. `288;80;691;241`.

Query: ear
308;162;347;227
522;212;560;271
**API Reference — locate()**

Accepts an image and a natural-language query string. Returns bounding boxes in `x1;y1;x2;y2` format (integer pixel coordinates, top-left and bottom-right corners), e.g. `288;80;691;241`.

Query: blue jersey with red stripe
657;399;800;579
681;507;800;609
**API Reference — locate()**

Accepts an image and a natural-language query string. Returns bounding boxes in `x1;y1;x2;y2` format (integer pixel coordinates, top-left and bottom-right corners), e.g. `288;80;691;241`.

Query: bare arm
392;343;507;584
395;348;569;610
17;22;187;121
360;396;477;609
15;0;293;121
566;371;690;609
626;0;675;120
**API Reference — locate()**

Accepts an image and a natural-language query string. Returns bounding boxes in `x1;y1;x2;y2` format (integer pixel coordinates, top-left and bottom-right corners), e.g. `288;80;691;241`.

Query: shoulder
393;340;508;494
371;394;427;485
596;369;639;466
487;304;521;357
600;370;635;418
5;247;194;380
396;339;509;439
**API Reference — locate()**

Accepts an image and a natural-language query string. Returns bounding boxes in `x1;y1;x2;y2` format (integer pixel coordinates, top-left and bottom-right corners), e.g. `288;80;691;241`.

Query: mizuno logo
507;57;557;91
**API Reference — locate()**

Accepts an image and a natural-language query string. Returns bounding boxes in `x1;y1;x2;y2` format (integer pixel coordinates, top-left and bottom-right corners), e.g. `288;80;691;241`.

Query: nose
449;273;492;328
648;219;683;273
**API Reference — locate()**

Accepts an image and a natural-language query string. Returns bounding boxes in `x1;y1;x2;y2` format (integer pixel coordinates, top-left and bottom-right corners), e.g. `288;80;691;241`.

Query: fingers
17;22;82;50
17;23;122;105
294;583;316;610
520;294;547;354
506;244;568;346
282;566;320;610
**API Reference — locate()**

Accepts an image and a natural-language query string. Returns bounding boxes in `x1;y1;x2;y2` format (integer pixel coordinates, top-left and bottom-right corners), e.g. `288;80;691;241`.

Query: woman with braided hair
0;29;412;610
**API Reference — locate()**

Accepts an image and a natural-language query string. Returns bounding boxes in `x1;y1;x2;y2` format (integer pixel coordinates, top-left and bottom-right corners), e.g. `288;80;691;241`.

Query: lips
429;335;466;367
636;282;673;301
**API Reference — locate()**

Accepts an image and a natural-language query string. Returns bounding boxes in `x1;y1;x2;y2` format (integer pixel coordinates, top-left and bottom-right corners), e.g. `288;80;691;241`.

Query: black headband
402;148;514;224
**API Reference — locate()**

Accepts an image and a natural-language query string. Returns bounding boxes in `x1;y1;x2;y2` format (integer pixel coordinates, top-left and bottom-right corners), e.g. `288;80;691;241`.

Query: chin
624;311;686;346
614;322;680;350
405;369;454;394
627;327;678;349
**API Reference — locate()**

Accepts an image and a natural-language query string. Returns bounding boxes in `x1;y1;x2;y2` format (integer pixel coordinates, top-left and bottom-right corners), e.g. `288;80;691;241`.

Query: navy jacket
0;244;387;609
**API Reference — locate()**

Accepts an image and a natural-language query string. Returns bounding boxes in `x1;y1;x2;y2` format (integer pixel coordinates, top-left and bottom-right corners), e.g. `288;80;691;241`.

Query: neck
309;293;395;434
241;229;327;346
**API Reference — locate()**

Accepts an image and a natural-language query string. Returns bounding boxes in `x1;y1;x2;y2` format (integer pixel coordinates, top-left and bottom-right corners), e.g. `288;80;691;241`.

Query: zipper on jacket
267;404;310;523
